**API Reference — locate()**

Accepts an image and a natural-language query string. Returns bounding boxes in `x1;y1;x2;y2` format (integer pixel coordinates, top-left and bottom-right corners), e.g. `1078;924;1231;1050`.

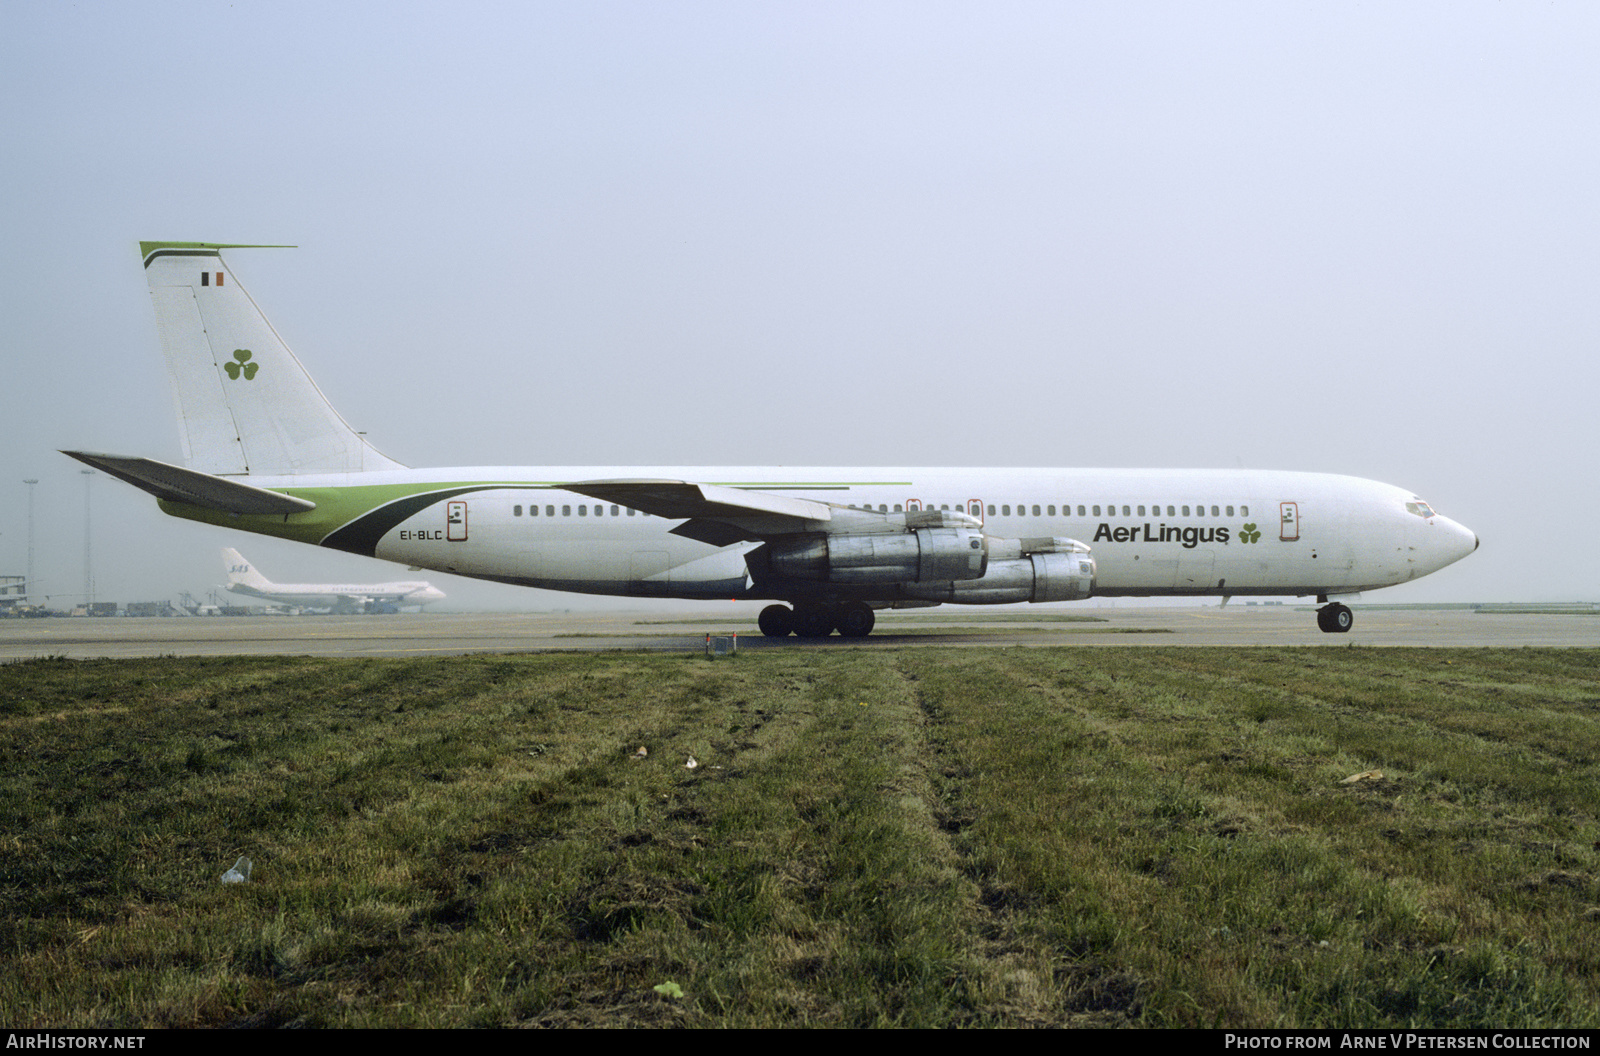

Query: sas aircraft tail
140;242;405;478
222;547;272;590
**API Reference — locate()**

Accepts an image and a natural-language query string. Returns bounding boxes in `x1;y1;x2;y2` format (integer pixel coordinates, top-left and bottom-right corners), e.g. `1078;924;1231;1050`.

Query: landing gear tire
835;602;876;638
792;605;836;639
758;604;794;638
1317;603;1353;634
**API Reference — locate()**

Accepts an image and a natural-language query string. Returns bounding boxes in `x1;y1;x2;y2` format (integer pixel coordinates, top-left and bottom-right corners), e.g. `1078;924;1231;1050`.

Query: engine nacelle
764;527;988;584
901;543;1096;604
983;535;1083;562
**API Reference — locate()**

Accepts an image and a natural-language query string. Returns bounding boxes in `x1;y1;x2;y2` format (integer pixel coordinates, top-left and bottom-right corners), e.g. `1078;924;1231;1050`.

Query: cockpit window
1405;501;1436;519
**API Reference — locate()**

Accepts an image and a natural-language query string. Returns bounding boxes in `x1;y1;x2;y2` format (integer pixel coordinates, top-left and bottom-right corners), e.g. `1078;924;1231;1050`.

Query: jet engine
902;537;1096;604
764;526;988;584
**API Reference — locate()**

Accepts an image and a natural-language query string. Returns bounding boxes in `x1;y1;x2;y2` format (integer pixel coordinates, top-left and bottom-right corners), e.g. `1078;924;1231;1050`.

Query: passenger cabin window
513;505;522;516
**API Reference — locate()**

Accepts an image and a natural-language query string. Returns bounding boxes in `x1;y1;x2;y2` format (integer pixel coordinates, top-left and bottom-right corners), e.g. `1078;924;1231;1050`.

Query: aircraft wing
564;479;833;522
564;479;836;545
563;478;980;547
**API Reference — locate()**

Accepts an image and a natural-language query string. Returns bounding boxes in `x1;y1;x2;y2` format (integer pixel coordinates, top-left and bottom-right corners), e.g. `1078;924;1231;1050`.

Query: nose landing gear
1316;603;1353;633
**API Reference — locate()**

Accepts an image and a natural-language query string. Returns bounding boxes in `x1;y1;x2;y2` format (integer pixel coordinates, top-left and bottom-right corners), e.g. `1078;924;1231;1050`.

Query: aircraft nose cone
1435;516;1478;567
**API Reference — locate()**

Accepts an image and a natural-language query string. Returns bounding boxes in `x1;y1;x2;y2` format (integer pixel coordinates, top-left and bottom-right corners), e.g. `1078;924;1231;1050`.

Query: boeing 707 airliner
64;243;1477;637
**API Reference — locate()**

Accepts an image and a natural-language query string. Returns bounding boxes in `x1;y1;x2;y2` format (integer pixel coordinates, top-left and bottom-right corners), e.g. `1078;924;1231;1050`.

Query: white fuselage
238;465;1477;603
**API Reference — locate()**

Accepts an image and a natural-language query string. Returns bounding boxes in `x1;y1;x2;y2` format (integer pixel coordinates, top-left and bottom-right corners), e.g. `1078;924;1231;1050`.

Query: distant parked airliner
222;547;444;613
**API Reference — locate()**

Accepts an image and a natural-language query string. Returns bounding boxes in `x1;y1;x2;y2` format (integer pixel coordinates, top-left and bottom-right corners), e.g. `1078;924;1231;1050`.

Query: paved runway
1;607;1597;659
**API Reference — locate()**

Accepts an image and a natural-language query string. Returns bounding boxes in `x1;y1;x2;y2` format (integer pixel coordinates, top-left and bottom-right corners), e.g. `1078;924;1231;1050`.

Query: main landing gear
759;602;876;639
1316;603;1353;634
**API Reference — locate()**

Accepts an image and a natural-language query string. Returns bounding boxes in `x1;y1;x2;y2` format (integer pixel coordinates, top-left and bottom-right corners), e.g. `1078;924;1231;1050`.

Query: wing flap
669;518;763;546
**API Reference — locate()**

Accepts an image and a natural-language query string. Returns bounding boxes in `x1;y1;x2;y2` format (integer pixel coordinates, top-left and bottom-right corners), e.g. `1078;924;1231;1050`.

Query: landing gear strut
757;602;877;639
1316;603;1353;634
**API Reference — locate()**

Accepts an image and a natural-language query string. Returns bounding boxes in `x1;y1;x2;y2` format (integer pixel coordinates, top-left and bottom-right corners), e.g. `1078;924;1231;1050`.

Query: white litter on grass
685;755;699;770
221;856;252;884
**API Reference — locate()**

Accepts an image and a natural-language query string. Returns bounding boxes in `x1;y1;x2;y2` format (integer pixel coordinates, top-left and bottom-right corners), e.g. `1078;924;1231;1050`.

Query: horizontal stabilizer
61;451;316;515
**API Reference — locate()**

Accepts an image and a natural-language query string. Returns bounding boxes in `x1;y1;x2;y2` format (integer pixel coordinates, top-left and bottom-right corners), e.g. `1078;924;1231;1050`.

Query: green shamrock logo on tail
1239;523;1261;544
224;349;259;380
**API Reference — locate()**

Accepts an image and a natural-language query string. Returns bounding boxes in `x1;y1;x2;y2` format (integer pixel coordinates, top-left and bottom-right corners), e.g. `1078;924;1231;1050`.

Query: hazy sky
3;2;1595;609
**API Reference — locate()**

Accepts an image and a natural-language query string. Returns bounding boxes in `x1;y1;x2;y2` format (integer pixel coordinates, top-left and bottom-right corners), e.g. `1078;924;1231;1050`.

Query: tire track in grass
891;650;1145;1026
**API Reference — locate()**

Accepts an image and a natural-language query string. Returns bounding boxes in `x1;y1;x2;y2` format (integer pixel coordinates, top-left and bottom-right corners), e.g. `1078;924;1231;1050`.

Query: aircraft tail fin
140;242;406;477
222;548;272;589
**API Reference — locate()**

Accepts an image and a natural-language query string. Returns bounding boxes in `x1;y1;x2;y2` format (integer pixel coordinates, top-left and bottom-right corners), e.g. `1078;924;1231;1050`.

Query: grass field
2;647;1598;1028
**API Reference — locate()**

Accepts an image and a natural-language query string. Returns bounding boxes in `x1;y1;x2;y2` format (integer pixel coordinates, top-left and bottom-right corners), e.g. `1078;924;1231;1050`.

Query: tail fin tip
140;241;297;266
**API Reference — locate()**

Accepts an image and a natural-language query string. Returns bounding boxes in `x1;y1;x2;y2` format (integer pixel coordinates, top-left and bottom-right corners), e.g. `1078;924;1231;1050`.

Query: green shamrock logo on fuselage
1239;523;1261;544
224;349;258;380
